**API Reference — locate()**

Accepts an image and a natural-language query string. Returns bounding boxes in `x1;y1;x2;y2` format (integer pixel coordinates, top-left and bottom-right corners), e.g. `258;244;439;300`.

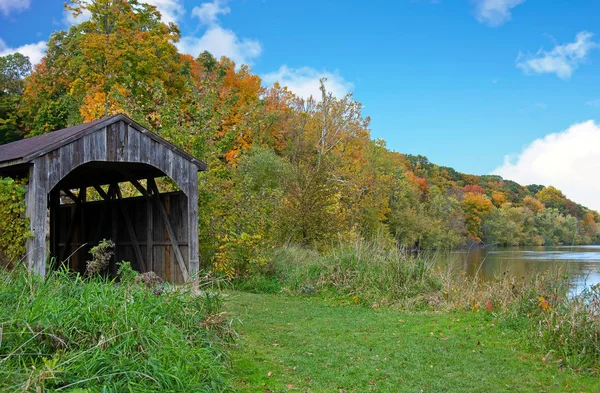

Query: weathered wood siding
53;192;189;282
26;120;200;279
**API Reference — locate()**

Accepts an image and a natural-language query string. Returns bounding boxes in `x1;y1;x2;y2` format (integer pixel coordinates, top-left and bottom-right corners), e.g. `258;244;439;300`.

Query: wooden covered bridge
0;115;206;282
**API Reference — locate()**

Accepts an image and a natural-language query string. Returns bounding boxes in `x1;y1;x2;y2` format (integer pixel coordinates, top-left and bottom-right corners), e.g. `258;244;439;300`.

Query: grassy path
225;291;599;393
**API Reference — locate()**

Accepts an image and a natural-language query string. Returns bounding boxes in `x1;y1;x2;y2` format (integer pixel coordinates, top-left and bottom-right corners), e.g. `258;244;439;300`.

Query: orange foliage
407;171;429;199
491;191;506;207
522;196;544;214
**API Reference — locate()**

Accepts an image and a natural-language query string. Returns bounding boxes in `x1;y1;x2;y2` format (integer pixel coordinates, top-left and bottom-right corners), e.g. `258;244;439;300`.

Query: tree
278;161;345;247
0;53;31;144
20;0;183;134
536;186;567;213
462;192;493;242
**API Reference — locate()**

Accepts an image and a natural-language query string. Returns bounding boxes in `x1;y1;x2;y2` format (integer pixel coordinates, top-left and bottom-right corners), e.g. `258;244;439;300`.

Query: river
436;245;600;295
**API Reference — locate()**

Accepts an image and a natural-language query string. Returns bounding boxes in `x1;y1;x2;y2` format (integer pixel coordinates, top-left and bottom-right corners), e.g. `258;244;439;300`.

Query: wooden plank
78;187;87;261
148;178;189;280
187;166;199;275
107;123;117;161
49;189;60;265
59;187;84;262
111;184;118;275
146;184;153;271
115;185;147;273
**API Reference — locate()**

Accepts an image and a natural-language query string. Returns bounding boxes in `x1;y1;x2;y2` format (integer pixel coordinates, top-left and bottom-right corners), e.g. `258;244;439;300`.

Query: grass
226;291;600;393
237;242;600;370
0;263;231;392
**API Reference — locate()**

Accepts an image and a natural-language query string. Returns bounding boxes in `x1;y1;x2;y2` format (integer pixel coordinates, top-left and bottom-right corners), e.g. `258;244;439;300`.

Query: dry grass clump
84;238;115;277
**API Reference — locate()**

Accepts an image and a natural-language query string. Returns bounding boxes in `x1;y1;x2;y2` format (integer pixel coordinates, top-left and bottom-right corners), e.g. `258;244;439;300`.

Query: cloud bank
516;31;599;79
493;120;600;212
0;38;46;65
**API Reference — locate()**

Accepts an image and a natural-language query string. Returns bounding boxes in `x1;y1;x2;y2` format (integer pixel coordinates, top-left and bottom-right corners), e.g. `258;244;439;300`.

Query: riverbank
226;291;600;393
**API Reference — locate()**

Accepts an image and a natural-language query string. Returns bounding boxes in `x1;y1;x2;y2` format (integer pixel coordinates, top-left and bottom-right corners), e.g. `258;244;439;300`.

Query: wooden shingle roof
0;114;207;170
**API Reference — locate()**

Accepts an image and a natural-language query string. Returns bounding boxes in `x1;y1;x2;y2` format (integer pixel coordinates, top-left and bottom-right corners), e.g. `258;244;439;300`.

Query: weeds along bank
234;241;600;370
0;263;231;392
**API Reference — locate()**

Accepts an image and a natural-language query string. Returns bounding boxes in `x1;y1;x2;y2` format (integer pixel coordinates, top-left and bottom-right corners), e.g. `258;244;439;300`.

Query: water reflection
435;245;600;295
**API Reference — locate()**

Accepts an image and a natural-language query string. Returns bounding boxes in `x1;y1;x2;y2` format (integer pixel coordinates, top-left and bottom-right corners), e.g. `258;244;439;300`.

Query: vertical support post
78;187;86;267
49;189;60;263
26;160;48;276
110;184;118;275
115;186;147;273
187;167;199;277
146;178;153;272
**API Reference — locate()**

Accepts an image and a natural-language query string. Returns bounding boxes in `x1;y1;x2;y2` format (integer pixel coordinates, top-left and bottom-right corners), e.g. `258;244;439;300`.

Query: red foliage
463;184;485;195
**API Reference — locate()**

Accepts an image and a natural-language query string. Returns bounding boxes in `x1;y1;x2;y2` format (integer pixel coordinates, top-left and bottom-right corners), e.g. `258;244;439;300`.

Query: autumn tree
0;53;31;143
462;193;493;242
20;0;183;134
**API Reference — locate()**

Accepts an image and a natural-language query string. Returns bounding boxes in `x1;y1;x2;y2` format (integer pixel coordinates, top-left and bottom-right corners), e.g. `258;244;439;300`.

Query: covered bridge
0;114;207;283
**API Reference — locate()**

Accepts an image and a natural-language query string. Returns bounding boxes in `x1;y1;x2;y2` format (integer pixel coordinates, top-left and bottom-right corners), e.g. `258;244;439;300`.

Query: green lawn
225;291;599;393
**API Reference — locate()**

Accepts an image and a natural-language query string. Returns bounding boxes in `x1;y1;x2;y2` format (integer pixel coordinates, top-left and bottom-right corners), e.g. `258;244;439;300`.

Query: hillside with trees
1;0;599;277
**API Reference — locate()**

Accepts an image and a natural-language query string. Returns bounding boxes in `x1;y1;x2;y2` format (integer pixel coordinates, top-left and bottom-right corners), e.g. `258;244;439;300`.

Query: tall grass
269;241;442;308
0;263;231;392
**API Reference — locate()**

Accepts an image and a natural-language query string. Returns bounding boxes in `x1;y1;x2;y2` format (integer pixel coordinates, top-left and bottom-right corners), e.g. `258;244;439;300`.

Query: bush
0;263;231;392
0;177;29;267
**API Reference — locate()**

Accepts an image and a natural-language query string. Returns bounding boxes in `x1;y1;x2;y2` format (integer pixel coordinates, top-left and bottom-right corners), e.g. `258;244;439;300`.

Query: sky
1;0;600;211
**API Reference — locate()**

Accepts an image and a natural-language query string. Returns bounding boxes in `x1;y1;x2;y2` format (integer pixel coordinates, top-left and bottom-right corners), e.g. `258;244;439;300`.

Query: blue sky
2;0;600;210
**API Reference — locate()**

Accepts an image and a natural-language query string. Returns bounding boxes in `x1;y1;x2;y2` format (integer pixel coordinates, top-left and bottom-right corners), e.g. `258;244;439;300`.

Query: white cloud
0;38;46;65
63;8;91;26
142;0;185;25
191;0;229;26
177;26;261;65
473;0;525;27
262;66;354;99
0;0;30;16
176;0;261;65
586;99;600;109
492;120;600;212
516;31;599;80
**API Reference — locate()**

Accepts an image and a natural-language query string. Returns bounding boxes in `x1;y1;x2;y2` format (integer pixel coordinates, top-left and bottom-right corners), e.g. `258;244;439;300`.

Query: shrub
0;177;29;267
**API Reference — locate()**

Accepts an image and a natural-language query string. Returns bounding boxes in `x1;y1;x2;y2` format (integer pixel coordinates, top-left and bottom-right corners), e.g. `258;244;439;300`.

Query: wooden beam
148;178;189;280
49;190;60;264
115;185;148;273
93;185;109;200
111;184;118;275
146;179;154;272
114;168;152;198
130;178;151;198
59;189;85;262
61;189;78;204
92;187;112;244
